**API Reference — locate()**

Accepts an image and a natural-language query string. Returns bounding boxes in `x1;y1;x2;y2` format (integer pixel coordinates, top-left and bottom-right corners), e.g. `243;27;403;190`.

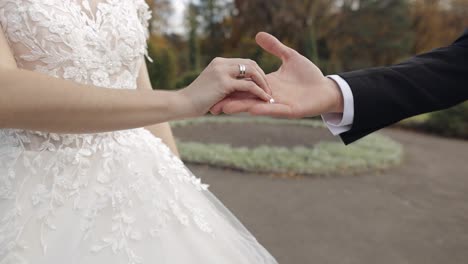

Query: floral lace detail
0;1;214;263
0;128;213;263
0;0;151;88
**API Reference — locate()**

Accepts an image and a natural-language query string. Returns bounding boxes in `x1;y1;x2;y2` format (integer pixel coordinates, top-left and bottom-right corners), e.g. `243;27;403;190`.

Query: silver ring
238;64;247;78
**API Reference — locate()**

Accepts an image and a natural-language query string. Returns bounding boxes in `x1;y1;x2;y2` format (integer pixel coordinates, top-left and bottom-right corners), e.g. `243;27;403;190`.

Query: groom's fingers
248;103;293;118
232;79;271;103
210;92;253;115
256;32;296;61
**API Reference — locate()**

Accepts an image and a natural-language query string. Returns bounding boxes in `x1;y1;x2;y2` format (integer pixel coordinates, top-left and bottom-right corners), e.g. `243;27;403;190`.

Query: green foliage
303;28;319;62
173;117;403;176
399;103;468;139
424;102;468;139
258;53;282;74
187;2;201;71
148;0;173;35
328;0;414;71
146;43;179;90
198;0;230;61
144;0;466;139
175;71;201;89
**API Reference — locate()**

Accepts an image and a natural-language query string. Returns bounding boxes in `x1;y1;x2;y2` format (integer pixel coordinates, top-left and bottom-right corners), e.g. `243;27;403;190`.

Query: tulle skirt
0;128;278;264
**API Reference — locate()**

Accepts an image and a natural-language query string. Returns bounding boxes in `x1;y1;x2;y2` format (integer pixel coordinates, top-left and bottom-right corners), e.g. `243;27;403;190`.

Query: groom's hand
211;32;344;118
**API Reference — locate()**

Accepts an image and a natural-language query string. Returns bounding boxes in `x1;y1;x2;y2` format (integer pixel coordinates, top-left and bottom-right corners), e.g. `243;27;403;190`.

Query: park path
174;125;468;264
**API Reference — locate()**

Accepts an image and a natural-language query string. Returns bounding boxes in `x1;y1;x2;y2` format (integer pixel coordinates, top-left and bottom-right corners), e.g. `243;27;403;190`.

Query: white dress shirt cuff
321;75;355;136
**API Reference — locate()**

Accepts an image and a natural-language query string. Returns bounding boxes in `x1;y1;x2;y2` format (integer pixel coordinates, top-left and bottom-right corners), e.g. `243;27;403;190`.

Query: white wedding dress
0;1;278;263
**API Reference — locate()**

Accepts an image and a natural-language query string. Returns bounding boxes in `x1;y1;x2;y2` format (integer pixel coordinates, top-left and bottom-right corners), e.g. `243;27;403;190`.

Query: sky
169;0;187;34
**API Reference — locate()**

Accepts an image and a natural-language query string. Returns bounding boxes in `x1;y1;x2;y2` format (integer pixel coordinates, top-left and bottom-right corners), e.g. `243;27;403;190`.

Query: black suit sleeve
338;29;468;145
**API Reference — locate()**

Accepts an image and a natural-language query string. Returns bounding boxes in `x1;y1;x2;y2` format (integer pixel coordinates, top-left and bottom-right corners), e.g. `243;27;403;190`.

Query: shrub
424;102;468;139
146;43;178;90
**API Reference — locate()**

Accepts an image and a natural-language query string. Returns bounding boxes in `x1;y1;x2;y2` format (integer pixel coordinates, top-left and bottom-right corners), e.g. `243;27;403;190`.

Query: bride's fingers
227;59;272;95
248;103;293;118
210;104;222;115
210;92;244;114
220;92;260;114
210;92;257;115
254;65;271;94
222;98;262;114
249;63;272;95
231;79;271;102
210;99;230;115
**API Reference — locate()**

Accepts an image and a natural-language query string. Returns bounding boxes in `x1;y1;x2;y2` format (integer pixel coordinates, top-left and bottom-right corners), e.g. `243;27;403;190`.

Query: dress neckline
73;0;111;23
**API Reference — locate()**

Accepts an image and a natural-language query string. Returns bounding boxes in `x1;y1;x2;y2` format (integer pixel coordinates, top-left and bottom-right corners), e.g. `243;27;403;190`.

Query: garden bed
172;117;404;176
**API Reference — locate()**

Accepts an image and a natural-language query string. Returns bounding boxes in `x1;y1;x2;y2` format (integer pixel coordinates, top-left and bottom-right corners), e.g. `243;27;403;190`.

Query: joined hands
210;32;344;118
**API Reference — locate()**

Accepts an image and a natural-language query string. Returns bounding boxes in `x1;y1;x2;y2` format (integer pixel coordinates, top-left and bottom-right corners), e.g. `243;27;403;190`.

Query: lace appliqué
0;1;213;263
1;128;213;264
0;0;151;89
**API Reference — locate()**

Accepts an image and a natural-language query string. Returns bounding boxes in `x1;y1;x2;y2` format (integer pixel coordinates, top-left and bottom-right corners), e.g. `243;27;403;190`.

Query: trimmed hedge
172;117;403;176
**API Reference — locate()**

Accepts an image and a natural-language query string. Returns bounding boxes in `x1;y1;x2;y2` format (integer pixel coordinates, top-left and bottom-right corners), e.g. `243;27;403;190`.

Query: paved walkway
175;125;468;264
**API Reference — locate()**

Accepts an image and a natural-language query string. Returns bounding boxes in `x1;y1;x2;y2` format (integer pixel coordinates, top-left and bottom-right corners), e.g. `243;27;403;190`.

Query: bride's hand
177;57;272;117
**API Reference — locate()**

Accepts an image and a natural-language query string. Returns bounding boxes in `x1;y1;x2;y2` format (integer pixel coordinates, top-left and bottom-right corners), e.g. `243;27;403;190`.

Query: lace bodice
0;0;153;149
0;0;151;89
0;2;279;263
0;1;211;263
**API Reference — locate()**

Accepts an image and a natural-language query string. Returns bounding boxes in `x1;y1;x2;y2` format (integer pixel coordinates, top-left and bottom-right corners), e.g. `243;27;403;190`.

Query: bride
0;0;278;263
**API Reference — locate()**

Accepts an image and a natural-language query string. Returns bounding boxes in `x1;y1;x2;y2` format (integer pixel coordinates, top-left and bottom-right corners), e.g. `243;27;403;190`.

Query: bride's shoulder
0;0;33;7
0;0;48;12
133;0;152;22
133;0;151;15
0;0;17;8
0;0;21;29
132;0;152;39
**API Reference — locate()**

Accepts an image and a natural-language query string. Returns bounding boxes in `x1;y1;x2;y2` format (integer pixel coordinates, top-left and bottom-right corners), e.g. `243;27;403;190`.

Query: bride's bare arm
137;60;180;157
0;30;271;134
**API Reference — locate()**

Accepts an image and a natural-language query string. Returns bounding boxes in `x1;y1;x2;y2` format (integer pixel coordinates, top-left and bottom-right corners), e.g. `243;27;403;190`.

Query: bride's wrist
172;89;201;119
148;89;194;122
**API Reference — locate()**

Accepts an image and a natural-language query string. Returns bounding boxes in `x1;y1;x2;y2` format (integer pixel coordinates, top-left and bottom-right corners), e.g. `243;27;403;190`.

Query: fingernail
269;98;275;104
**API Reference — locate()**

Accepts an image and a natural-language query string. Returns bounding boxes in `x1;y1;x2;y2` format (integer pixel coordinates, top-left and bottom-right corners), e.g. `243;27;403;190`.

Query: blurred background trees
145;0;467;79
144;0;468;138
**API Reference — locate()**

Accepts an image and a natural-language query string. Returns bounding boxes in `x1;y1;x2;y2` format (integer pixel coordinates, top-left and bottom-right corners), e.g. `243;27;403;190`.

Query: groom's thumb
256;32;296;61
